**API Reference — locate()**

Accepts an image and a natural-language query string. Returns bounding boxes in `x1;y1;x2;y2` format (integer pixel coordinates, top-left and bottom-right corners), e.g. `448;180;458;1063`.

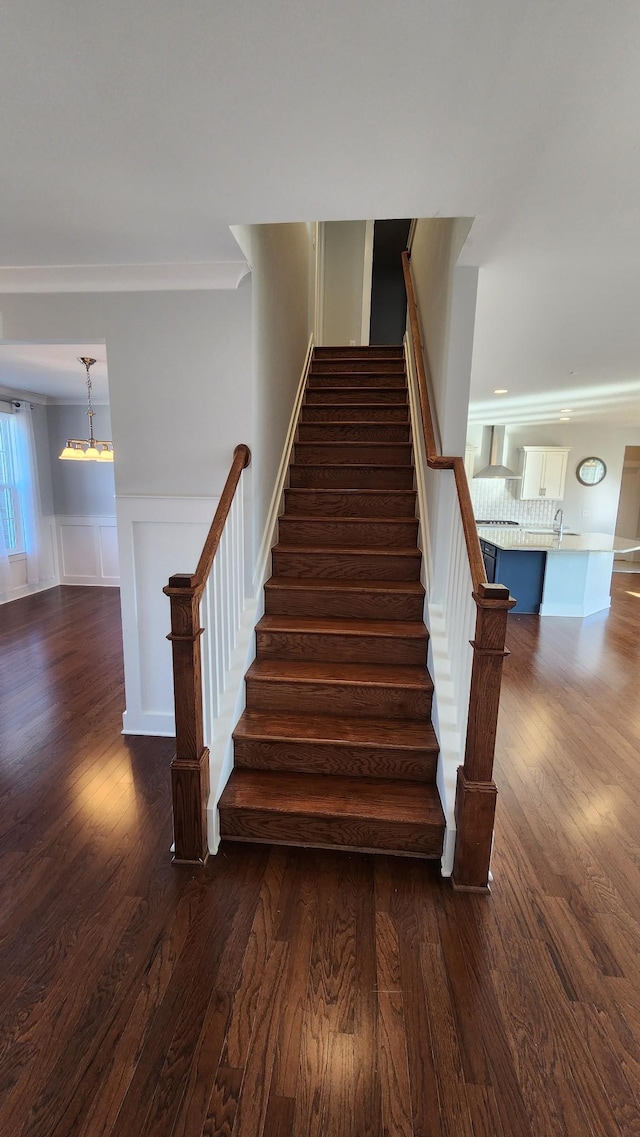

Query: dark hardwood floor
1;580;639;1136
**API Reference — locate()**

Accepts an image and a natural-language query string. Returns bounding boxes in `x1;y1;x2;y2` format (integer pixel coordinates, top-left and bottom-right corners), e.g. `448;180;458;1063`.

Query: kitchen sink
522;527;579;535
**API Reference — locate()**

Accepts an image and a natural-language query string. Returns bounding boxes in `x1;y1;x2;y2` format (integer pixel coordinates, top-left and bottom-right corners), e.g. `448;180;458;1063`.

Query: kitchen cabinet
479;537;546;613
518;446;570;501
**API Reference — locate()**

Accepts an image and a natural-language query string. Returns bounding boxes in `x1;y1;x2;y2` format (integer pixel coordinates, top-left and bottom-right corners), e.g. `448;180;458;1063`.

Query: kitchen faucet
554;508;564;539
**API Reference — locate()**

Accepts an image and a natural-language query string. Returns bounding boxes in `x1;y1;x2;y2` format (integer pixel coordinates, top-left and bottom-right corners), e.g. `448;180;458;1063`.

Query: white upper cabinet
518;447;570;500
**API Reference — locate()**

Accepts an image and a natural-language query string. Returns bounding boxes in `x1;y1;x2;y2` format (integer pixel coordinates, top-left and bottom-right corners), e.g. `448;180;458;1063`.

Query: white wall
0;286;253;733
407;218;478;608
0;290;253;498
408;218;475;454
322;221;367;346
467;420;640;534
231;222;314;562
46;403;116;516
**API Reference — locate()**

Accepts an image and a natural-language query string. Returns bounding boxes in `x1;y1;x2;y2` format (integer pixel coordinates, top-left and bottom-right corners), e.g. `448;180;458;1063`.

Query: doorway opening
614;445;640;572
0;342;119;602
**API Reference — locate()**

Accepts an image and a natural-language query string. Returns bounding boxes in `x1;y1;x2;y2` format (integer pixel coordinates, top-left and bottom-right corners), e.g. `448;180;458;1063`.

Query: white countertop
477;527;640;554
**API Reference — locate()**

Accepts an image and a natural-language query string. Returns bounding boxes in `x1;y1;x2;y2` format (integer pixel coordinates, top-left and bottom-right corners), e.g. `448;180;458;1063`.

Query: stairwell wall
231;222;315;571
322;220;368;346
408;218;478;605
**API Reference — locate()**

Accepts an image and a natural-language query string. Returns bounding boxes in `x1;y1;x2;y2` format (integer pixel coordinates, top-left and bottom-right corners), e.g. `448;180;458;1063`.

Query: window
0;413;24;554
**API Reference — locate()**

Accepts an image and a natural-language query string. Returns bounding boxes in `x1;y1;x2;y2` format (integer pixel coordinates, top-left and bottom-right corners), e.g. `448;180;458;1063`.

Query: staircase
218;345;445;858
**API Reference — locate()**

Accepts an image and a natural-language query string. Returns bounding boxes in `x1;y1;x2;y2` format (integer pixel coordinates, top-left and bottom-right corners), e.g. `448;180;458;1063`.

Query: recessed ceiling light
494;388;508;394
560;416;571;422
560;408;572;413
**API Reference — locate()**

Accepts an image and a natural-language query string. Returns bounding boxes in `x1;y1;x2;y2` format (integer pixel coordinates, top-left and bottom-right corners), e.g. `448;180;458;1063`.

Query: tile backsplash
470;479;559;526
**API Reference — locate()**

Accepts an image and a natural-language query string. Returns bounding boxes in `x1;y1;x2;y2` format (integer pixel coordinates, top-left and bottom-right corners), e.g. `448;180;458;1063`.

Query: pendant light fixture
58;356;114;462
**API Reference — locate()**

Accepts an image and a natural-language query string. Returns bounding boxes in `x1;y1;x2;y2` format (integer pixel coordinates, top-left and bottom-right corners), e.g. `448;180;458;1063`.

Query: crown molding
0;385;49;404
0;261;251;294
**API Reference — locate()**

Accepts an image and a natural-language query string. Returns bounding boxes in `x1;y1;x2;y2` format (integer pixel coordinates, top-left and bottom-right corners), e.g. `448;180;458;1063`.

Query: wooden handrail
163;443;251;865
167;443;251;597
402;248;515;892
402;250;489;594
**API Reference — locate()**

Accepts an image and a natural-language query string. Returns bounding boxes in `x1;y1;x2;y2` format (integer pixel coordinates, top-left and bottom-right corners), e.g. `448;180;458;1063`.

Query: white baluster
212;552;224;712
237;478;245;614
201;578;213;747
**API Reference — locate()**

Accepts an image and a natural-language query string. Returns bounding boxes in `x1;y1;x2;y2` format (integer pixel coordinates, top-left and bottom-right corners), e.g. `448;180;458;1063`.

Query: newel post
452;582;515;892
163;573;210;864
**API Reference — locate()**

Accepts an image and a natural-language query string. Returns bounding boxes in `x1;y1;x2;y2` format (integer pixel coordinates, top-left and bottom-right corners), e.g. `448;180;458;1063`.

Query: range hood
474;426;521;480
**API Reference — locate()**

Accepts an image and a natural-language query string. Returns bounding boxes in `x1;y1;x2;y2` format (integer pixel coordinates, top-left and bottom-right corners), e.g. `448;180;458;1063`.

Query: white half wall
118;494;219;736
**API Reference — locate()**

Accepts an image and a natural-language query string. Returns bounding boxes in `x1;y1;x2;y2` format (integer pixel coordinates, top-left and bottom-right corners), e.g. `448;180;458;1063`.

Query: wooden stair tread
219;770;443;825
310;372;406;378
272;543;419;557
256;615;426;639
298;419;409;426
265;577;425;595
304;407;409;411
278;513;416;523
295;442;410;450
247;658;432;689
289;463;413;470
234;710;437;750
285;488;416;498
306;385;406;391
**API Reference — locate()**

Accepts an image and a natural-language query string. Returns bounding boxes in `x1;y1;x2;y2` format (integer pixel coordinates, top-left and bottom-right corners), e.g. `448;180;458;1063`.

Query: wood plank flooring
1;581;639;1135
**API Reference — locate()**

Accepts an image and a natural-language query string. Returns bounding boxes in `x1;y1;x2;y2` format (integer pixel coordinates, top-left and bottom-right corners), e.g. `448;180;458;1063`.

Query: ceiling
0;345;108;400
2;1;640;422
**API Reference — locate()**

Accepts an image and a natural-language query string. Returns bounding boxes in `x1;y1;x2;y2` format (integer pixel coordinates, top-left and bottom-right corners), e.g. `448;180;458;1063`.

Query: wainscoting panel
117;495;219;737
57;516;119;586
2;516;59;604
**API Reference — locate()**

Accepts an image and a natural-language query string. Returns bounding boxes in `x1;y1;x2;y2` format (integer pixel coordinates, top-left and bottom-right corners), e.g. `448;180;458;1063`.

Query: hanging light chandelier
58;356;114;462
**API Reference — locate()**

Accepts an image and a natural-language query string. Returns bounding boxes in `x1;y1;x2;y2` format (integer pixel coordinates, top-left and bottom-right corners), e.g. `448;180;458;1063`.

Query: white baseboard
540;596;611;617
122;710;175;737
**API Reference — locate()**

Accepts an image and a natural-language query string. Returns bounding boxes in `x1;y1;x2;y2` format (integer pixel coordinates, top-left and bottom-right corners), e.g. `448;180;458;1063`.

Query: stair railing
163;443;251;864
402;251;515;891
